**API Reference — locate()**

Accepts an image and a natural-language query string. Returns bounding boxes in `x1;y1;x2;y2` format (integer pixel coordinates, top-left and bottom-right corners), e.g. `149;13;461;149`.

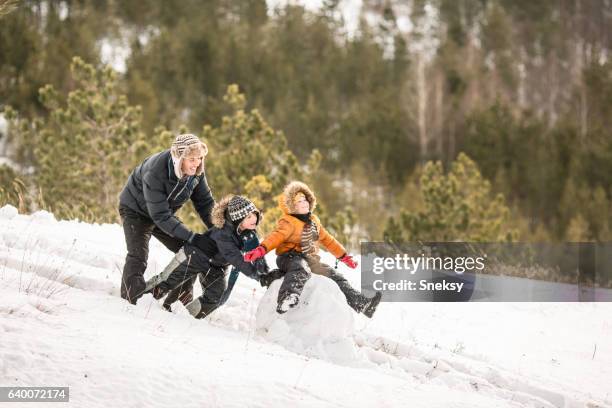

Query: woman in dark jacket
145;195;275;319
118;133;215;307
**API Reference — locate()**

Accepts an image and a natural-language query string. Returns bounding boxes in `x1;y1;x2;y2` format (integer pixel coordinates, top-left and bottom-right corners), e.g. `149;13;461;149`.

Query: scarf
292;212;318;256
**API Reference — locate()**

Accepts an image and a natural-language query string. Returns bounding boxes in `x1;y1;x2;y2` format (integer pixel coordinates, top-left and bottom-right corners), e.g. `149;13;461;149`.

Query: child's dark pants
275;251;368;312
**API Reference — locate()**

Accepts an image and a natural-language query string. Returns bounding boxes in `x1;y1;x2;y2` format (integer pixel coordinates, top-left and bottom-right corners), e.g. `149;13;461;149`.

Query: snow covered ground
0;205;610;408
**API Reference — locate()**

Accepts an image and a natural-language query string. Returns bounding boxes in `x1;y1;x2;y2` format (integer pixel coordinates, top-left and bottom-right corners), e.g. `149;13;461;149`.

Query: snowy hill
0;205;611;408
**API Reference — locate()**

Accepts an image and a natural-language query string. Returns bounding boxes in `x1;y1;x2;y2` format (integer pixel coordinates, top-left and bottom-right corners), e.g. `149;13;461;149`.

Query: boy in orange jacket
244;181;381;317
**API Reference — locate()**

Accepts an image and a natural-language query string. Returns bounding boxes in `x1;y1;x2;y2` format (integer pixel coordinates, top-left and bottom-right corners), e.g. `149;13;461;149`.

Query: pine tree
385;153;516;242
203;84;302;196
565;214;590;242
0;0;18;18
175;84;306;234
4;57;161;221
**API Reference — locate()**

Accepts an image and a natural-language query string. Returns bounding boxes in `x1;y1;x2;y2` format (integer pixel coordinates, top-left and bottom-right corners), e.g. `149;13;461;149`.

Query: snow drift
1;205;611;408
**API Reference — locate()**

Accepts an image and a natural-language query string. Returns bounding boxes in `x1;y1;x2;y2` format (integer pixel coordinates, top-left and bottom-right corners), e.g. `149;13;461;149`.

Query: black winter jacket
160;220;265;291
208;221;263;279
119;150;215;241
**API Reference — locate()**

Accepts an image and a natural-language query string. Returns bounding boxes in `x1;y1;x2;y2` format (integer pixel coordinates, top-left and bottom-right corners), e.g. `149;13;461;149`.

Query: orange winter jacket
261;196;346;259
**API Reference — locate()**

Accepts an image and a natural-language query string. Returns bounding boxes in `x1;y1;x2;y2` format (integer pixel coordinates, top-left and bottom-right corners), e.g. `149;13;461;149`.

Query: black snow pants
275;252;369;313
156;244;228;318
119;206;196;306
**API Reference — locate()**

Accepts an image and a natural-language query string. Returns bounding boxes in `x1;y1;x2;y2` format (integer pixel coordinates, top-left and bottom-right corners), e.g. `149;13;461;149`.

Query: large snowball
255;273;359;363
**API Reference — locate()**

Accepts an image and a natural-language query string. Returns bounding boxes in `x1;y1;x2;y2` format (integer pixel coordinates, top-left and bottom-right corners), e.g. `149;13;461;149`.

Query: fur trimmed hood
211;195;260;228
262;181;346;258
211;195;232;228
279;181;317;214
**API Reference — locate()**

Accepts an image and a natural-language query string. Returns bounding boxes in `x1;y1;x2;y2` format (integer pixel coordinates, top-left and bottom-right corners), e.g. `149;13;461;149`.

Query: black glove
258;267;284;288
190;233;217;256
254;258;270;275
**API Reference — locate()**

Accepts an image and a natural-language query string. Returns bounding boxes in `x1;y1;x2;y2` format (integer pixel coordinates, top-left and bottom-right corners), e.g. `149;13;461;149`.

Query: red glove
339;254;358;269
244;245;266;262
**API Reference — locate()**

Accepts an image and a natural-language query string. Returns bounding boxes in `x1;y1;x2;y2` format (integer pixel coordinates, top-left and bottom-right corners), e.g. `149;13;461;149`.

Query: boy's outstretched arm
215;233;260;279
260;218;294;252
315;218;347;259
318;224;358;268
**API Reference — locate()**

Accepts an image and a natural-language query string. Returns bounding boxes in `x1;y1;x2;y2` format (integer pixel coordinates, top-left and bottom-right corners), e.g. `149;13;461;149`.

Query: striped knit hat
170;134;208;178
171;134;208;158
228;195;259;224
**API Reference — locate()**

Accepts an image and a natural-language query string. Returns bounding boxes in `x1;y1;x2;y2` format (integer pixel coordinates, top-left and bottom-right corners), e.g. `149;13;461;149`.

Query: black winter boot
363;292;382;318
185;298;220;319
277;293;300;314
